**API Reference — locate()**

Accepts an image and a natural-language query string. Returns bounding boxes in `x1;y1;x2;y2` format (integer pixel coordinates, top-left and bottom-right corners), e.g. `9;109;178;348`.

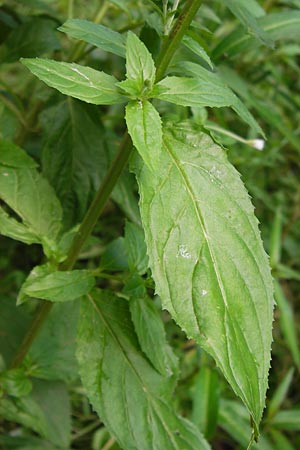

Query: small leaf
22;58;126;105
0;368;32;397
77;289;211;450
129;292;178;377
182;35;214;69
125;100;162;170
0;206;40;245
0;395;48;437
59;19;126;57
0;141;62;249
124;221;148;274
19;269;95;303
134;123;274;430
125;31;156;93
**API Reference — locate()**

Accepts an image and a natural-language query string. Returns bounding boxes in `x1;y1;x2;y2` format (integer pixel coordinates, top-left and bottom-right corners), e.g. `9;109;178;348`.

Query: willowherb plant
2;0;292;448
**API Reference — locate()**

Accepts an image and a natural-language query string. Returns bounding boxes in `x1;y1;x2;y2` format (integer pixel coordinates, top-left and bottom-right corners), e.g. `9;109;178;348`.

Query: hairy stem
60;132;132;270
11;0;202;368
156;0;202;81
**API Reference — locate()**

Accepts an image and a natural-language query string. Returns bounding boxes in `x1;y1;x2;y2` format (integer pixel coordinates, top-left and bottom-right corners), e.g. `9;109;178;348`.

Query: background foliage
0;0;300;449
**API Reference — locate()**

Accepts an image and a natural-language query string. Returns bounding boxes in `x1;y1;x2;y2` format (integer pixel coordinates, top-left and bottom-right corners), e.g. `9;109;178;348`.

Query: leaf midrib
87;293;182;450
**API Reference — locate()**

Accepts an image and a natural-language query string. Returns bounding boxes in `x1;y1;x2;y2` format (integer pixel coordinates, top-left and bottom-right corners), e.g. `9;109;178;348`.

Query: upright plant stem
60;132;131;270
10;0;202;369
156;0;202;81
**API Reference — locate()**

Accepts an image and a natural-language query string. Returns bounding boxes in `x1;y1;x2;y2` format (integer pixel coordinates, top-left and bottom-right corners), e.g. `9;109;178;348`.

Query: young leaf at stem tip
125;31;156;96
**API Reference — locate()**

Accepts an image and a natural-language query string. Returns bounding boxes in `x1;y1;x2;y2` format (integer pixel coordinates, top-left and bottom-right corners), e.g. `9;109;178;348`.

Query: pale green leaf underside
77;289;210;450
21;269;95;303
21;58;126;105
134;123;273;428
59;19;126;57
126;100;162;171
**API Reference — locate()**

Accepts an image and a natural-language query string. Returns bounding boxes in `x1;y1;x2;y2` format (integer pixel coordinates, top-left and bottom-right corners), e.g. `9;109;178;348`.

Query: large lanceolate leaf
77;289;210;450
134;123;274;431
21;59;126;105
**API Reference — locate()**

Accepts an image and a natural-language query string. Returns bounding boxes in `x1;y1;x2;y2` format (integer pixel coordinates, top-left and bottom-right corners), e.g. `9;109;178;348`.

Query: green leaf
219;400;274;450
125;31;156;93
100;237;128;271
28;301;79;382
0;435;70;450
105;131;141;225
212;11;300;60
0;140;62;249
21;58;126;105
0;395;48;437
129;294;178;378
274;281;300;370
154;65;263;136
124;221;148;274
192;367;219;439
77;289;211;450
218;66;300;151
182;35;214;69
270;410;300;431
0;298;31;366
267;368;294;419
0;368;32;397
19;269;95;303
41;100;110;229
270;429;296;450
222;0;274;48
0;140;37;168
31;380;71;448
126;100;162;171
59;19;126;58
134;123;274;430
0;17;60;63
0;206;40;245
